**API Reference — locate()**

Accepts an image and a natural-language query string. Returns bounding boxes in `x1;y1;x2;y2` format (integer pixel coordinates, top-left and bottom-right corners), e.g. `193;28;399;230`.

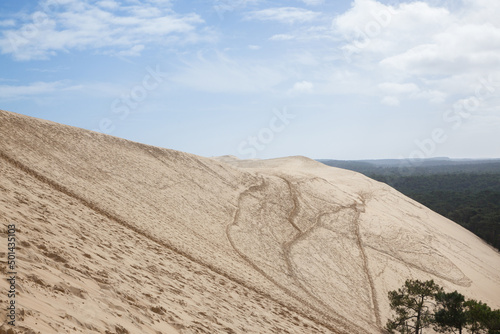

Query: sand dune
1;109;499;334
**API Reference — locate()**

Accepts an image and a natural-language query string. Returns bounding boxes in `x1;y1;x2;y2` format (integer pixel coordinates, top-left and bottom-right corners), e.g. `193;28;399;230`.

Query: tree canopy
386;280;500;334
386;279;442;334
434;291;467;334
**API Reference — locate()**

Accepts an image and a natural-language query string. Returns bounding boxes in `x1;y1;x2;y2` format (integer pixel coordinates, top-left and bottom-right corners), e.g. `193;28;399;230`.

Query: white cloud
378;82;446;104
378;82;419;95
289;81;314;94
333;0;500;76
0;0;209;61
334;0;451;58
300;0;324;6
96;0;119;10
270;34;295;41
213;0;260;15
0;20;16;27
380;22;500;75
0;77;17;83
329;0;500;109
115;44;145;57
289;51;319;66
245;7;320;24
413;90;447;104
0;81;78;99
381;96;400;106
248;44;261;50
26;65;70;73
268;25;337;43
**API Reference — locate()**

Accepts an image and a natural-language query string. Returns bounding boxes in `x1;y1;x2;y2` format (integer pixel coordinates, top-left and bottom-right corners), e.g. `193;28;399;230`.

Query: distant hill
318;158;500;175
319;159;500;250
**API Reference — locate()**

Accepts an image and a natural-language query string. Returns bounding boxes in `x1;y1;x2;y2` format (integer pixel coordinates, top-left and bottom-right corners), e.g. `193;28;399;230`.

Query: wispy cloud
300;0;324;6
0;19;16;27
213;0;260;15
381;96;400;106
171;52;285;93
0;81;80;99
378;82;420;95
0;0;211;61
95;0;120;10
270;34;295;41
289;80;314;95
26;65;70;73
245;7;320;24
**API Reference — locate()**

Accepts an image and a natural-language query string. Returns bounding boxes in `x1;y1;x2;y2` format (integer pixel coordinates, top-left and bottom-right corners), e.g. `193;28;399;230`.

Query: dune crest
1;109;499;334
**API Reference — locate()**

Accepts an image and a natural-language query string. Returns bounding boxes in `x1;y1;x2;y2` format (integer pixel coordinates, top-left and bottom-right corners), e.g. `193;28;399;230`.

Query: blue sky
1;0;499;160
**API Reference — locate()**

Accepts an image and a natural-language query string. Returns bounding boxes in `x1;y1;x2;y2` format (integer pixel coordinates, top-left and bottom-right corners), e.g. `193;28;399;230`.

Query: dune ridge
1;109;499;334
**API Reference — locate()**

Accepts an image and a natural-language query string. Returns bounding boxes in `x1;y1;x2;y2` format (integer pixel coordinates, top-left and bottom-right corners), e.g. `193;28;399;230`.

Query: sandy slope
0;109;499;334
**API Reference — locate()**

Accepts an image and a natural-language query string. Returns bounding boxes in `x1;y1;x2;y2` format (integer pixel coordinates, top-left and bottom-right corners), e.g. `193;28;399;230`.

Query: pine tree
465;300;492;334
486;309;500;334
434;291;467;334
386;279;443;334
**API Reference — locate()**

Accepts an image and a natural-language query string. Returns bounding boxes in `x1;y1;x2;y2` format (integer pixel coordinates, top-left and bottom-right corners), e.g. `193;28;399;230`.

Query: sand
0;109;499;334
